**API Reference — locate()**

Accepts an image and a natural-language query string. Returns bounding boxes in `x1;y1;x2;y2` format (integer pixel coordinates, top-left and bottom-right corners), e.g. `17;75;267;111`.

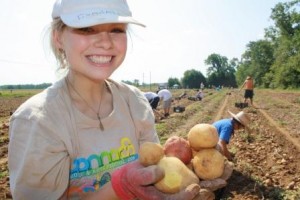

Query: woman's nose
94;32;113;49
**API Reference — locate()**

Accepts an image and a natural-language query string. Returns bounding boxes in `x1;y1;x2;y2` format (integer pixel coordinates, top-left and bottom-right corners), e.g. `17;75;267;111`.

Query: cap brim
60;13;145;28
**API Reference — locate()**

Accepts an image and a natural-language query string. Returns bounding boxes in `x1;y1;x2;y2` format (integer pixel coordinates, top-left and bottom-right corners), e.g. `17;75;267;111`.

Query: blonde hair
50;18;68;69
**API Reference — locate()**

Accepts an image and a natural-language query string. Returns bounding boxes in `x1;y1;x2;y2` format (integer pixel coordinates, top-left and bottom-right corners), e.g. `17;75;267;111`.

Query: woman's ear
52;30;64;50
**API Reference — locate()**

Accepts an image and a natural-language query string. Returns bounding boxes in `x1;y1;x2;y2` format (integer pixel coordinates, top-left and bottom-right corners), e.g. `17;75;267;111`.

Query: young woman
8;0;200;199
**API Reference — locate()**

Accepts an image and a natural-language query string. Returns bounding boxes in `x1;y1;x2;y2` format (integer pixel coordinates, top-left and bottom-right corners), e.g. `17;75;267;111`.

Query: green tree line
237;0;300;89
166;0;300;89
0;83;52;90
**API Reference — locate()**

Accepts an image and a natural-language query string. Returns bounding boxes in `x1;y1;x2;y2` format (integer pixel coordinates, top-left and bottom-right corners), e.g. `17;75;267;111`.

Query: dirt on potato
0;88;300;199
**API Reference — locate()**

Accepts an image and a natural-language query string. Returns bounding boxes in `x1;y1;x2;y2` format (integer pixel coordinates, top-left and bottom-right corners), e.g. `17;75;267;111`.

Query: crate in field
173;106;185;113
234;102;248;109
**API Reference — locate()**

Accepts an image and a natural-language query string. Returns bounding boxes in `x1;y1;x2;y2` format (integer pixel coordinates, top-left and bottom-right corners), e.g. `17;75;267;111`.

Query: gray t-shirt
8;78;159;199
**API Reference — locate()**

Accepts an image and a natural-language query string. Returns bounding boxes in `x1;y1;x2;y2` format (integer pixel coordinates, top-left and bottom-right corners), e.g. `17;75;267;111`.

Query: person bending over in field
157;89;172;117
213;111;250;161
144;91;165;120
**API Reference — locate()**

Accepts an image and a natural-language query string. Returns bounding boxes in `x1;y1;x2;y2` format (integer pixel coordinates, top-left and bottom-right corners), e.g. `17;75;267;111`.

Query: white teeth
88;55;112;64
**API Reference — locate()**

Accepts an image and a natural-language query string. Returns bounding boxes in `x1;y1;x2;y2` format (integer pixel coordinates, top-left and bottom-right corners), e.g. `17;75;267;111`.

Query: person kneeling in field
195;89;204;101
213;111;251;161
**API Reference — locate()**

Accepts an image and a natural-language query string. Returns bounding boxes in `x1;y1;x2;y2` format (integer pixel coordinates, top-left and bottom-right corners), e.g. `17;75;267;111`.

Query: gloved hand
111;161;200;200
192;188;215;200
199;178;227;192
199;160;234;191
219;160;234;181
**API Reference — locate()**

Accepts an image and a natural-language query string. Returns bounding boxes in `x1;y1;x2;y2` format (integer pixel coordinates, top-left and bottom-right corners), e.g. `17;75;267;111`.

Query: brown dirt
159;89;300;199
0;96;28;199
0;89;300;199
222;90;300;200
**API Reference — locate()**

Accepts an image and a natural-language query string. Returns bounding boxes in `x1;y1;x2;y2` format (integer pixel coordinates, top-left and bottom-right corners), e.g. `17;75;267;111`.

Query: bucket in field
173;106;185;113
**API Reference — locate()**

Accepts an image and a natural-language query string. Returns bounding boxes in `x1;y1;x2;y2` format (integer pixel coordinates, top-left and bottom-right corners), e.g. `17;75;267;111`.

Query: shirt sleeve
218;124;232;143
8;117;70;200
128;87;160;145
113;80;160;145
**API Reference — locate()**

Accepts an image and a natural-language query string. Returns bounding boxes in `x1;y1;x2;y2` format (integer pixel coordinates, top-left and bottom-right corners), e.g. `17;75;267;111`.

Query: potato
187;123;219;150
164;136;193;164
192;148;225;180
186;162;194;171
155;157;200;194
139;142;164;167
192;148;199;157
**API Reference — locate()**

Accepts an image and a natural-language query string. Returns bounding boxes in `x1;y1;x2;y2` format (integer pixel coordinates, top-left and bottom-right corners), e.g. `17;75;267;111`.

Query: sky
0;0;289;86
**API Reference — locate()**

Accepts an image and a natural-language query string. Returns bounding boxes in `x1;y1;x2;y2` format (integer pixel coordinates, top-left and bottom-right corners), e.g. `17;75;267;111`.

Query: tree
268;0;300;88
168;77;181;88
181;69;206;89
205;53;237;87
236;0;300;89
122;80;134;85
133;79;140;87
237;40;275;87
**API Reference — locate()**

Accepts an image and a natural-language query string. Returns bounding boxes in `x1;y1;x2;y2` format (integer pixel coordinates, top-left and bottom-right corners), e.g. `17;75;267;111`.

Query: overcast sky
0;0;288;85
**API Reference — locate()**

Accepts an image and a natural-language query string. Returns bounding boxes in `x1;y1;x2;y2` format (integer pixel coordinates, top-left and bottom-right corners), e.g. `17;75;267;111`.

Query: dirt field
0;88;300;199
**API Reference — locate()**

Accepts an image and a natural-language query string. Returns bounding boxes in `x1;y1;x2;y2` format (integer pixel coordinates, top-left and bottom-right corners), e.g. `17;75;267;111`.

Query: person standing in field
240;76;254;106
200;82;205;90
213;111;250;161
7;0;201;199
157;89;172;117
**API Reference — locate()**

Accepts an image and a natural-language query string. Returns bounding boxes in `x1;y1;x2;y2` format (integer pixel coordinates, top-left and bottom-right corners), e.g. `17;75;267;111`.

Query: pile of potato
139;123;232;197
188;123;224;180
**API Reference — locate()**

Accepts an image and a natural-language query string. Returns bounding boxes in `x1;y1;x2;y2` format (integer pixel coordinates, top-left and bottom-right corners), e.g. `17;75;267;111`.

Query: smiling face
53;23;128;82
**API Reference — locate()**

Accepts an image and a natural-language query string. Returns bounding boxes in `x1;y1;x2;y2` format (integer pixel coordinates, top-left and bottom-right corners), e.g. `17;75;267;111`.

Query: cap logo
77;9;117;21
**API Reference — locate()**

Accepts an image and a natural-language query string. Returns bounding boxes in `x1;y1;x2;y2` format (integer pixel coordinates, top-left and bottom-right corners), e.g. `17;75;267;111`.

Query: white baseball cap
52;0;145;28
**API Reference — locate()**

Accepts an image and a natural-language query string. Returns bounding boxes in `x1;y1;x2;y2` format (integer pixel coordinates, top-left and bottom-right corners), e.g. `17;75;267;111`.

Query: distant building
158;83;168;90
172;84;180;89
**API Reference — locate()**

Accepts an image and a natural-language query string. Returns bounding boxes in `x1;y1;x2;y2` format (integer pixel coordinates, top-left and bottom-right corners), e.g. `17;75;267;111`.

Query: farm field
0;88;300;199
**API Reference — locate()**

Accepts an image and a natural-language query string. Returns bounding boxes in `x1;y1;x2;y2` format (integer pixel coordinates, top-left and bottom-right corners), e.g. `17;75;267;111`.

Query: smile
88;55;112;64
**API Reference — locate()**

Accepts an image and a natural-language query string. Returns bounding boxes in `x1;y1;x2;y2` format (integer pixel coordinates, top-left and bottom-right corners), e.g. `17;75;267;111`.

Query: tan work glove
219;160;234;181
192;188;215;200
111;161;200;200
199;160;234;191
